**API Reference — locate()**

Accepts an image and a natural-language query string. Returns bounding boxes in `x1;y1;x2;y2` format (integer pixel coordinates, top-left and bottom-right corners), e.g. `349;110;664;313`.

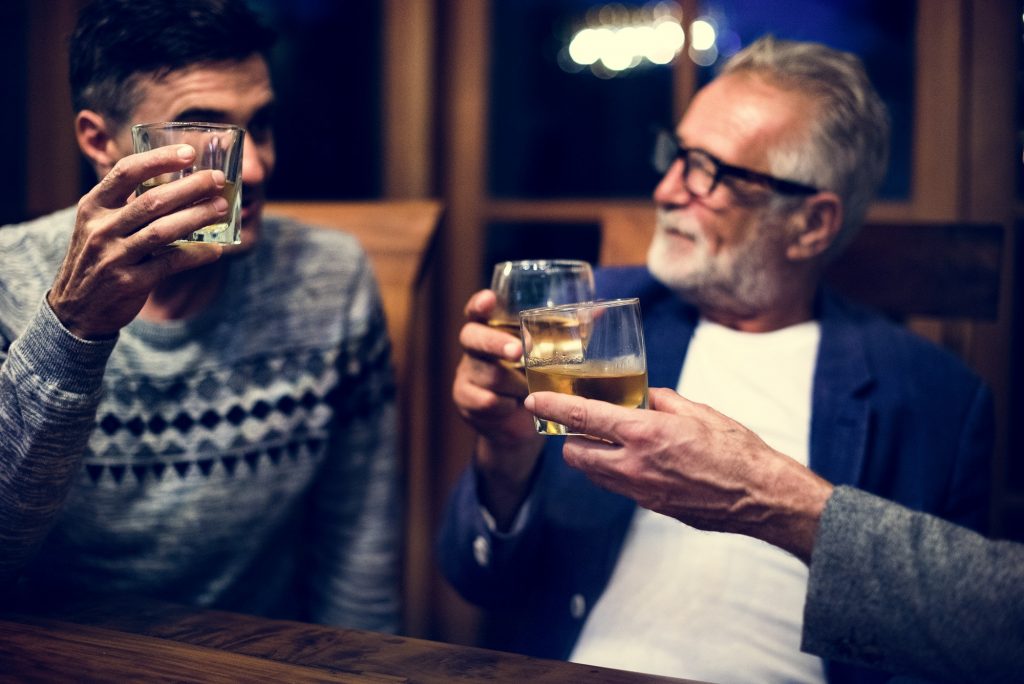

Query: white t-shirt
569;318;826;684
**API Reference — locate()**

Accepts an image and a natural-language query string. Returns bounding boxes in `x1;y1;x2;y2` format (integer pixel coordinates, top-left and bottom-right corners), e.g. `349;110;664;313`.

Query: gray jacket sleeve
802;485;1024;684
0;299;115;587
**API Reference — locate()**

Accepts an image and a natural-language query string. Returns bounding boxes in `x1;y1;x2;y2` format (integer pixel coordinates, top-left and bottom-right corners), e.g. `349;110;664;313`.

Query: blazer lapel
809;290;874;486
642;289;697;390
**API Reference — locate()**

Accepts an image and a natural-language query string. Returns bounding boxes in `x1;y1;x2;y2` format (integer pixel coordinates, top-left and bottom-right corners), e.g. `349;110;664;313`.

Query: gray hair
720;35;891;254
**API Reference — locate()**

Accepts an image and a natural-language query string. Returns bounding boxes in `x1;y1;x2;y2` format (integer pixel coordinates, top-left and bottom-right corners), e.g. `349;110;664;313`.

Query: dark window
487;0;915;201
488;0;673;198
483;221;601;285
249;0;382;200
0;1;27;224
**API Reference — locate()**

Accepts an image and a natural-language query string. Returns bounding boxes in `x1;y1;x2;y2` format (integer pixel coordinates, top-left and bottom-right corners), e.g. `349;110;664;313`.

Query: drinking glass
488;260;595;369
131;121;245;245
520;298;648;435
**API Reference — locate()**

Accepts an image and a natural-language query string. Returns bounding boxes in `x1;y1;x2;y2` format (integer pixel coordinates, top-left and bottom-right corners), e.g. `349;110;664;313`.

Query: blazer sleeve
945;380;994;534
435;443;553;610
802;486;1024;684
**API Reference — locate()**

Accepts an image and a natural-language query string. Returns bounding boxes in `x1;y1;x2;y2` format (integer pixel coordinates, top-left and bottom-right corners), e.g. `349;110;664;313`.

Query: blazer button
473;535;490;567
570;593;586;619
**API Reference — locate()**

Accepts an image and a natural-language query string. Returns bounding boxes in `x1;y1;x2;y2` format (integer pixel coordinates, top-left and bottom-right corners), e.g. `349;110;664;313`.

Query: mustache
656;208;703;242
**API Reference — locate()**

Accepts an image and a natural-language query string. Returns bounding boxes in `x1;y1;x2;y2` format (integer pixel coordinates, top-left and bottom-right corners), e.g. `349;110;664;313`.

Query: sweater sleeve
802;485;1024;684
0;297;115;588
305;256;402;633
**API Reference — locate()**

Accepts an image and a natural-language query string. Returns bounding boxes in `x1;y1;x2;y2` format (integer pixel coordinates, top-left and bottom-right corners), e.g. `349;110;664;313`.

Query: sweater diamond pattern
83;349;339;484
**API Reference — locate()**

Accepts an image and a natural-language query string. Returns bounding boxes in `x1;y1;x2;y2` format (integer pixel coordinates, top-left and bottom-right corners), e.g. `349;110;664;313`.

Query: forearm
0;300;113;586
473;435;545;531
803;486;1024;683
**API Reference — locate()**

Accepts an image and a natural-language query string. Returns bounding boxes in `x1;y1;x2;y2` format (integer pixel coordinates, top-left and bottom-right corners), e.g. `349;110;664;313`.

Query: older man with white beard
437;36;993;684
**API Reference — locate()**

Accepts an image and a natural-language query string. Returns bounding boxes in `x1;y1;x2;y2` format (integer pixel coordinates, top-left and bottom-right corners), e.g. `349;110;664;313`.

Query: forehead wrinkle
682;76;817;184
134;56;273;125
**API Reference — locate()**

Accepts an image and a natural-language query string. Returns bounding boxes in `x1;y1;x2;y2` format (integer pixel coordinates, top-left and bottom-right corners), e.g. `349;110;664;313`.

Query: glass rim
492;259;593;273
131;121;244;133
518;297;640;319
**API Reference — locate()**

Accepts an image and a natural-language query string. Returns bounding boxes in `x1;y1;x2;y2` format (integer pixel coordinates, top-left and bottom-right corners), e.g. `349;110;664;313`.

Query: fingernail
177;145;195;160
524;395;535;410
503;341;519;357
211;170;226;186
212;197;229;212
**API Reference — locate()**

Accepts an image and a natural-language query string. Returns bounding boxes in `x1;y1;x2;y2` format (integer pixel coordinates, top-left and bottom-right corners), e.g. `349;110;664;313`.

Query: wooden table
0;596;708;683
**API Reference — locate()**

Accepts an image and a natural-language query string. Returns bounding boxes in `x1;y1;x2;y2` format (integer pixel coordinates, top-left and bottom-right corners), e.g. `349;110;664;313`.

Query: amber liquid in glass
525;362;648;435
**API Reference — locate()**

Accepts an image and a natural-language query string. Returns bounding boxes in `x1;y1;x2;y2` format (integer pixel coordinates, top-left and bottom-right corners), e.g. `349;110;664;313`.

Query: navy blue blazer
438;267;993;684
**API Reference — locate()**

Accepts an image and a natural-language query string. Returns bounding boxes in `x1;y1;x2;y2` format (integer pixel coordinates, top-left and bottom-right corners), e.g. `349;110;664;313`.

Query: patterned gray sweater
0;208;401;632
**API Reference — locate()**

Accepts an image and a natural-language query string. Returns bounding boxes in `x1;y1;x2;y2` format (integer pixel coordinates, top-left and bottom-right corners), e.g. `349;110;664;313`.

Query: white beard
646;208;785;317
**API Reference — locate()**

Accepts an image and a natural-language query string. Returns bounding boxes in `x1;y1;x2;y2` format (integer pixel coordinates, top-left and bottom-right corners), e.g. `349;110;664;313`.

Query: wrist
760;458;833;564
473;437;543;530
46;290;112;341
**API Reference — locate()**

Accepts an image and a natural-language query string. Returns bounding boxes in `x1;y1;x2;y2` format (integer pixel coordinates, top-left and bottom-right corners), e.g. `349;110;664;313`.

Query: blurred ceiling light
690;19;716;51
687;16;719;66
650;19;685;64
563;2;686;76
568;27;609;65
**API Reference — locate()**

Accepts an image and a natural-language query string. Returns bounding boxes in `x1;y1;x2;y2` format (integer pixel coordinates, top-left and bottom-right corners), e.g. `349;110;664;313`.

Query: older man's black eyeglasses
652;129;819;197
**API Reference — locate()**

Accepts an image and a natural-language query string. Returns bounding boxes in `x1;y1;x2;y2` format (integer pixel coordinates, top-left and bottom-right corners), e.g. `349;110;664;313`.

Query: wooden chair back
266;200;443;382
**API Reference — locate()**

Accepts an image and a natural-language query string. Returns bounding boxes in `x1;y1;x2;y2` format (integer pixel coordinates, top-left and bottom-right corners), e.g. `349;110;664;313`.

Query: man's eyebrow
172;109;229;123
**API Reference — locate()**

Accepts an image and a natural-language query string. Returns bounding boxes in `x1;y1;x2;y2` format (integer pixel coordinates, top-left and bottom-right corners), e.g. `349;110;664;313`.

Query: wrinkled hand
48;145;227;340
452;289;545;526
524;387;833;563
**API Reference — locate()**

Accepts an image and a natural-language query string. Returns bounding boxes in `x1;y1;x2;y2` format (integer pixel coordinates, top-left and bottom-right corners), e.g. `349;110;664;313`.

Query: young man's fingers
89;145;198;208
121;195;228;257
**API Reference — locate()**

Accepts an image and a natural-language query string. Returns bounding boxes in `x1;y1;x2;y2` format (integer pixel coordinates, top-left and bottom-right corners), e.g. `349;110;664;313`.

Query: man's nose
241;137;267;187
653;159;692;205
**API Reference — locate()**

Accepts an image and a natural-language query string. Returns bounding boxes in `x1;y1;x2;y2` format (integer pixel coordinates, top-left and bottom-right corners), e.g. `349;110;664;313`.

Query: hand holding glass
488;260;595;369
521;298;648;435
131;122;244;245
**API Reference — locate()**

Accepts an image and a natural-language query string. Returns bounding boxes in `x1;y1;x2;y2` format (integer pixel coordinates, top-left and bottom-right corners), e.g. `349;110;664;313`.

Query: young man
0;0;400;633
439;37;991;683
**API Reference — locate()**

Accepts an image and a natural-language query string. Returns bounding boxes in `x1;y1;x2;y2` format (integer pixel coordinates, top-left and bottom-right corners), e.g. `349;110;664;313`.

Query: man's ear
75;110;126;177
786;192;843;261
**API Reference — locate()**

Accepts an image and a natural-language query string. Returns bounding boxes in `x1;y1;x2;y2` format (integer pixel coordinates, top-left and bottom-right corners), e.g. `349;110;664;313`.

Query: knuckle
619;420;644;444
135;224;167;251
107;158;133;183
566;403;589;432
76;193;93;213
474;391;503;413
136;190;168;215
